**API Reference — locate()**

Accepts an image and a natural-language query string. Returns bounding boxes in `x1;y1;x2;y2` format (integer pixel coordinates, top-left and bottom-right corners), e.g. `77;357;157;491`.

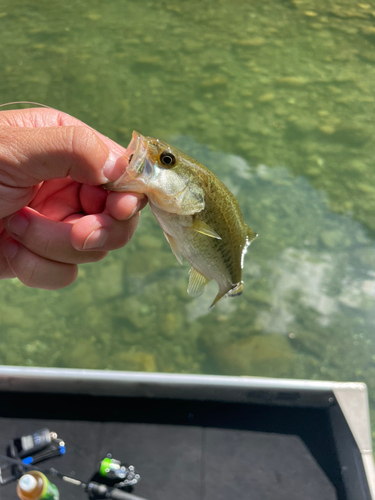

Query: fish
104;131;257;308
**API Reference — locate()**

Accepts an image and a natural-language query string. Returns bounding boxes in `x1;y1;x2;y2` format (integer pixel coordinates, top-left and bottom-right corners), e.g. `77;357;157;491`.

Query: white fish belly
150;204;233;293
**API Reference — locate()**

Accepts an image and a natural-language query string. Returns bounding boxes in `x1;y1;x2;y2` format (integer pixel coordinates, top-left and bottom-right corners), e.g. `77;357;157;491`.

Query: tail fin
209;281;243;309
246;226;258;243
228;281;244;297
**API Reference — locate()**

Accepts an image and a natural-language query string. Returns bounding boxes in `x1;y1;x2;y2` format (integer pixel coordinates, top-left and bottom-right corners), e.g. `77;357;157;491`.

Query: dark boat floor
0;391;341;500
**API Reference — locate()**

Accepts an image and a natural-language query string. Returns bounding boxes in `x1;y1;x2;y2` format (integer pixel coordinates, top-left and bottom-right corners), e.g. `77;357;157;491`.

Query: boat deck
0;390;340;500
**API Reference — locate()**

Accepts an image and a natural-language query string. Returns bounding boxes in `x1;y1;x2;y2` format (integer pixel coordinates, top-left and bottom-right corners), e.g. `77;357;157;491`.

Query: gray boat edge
0;366;374;498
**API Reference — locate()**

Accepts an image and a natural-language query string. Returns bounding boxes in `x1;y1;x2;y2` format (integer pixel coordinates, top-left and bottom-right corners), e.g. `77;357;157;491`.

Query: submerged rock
232;37;266;47
210;335;295;377
277;76;309;86
258;92;275;102
110;351;157;372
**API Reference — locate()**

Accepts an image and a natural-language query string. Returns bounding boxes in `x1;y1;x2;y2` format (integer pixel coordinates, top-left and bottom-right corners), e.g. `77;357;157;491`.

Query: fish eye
160;151;176;167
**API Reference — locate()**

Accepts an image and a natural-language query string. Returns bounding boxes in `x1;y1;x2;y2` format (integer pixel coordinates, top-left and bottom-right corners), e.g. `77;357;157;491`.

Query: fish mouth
119;130;156;181
125;131;148;177
103;131;156;192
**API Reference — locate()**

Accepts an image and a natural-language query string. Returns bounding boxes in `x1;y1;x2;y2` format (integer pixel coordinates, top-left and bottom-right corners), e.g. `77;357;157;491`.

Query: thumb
0;125;128;187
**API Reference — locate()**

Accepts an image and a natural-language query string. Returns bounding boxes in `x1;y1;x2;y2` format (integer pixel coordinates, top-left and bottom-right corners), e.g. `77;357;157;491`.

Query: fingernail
3;240;18;260
125;198;143;220
102;151;128;182
83;228;108;250
7;212;28;237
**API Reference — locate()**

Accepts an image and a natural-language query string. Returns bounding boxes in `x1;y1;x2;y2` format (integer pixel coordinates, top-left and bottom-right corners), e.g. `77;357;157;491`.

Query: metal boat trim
0;366;374;499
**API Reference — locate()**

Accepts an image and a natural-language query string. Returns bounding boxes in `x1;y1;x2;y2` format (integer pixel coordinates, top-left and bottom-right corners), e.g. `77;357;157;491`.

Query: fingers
0;107;128;161
79;184;108;215
3;199;141;258
70;212;140;251
3;207;107;264
0;107;145;289
0;226;15;280
0;125;128;187
79;184;147;222
0;254;15;280
2;202;142;288
0;107;139;220
2;237;78;289
105;191;148;221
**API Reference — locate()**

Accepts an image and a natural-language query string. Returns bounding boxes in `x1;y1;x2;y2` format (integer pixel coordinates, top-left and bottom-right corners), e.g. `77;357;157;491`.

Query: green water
1;0;375;430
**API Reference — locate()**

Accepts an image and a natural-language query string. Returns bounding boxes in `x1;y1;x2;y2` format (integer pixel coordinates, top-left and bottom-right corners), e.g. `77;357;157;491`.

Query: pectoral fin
187;268;210;297
163;232;183;265
191;220;222;239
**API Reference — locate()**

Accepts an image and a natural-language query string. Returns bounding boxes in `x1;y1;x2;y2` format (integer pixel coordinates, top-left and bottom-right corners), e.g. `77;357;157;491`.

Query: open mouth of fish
103;131;154;191
125;131;148;176
124;131;156;179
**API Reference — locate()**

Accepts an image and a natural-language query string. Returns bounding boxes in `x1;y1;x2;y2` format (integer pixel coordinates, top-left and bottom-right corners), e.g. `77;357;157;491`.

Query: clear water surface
1;0;375;433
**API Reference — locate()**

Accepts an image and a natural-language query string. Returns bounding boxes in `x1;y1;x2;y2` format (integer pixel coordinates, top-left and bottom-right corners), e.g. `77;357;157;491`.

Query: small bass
104;132;257;308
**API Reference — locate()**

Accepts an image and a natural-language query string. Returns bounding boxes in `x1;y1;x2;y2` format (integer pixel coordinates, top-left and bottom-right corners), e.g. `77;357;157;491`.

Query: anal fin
163;231;183;265
187;267;210;297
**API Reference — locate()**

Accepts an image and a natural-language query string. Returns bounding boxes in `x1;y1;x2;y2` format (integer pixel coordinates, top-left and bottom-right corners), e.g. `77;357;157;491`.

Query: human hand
0;107;146;289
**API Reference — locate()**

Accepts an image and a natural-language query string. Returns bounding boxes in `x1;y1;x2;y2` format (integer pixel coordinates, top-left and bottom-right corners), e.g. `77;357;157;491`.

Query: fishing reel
85;454;141;499
87;454;141;498
0;428;145;500
98;454;140;487
0;428;65;485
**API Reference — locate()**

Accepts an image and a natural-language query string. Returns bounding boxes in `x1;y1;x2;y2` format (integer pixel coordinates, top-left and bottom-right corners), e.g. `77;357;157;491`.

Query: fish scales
104;131;257;308
191;172;247;284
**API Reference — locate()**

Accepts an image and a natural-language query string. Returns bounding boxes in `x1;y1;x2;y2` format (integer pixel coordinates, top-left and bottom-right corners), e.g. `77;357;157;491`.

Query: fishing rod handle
109;489;149;500
87;482;149;500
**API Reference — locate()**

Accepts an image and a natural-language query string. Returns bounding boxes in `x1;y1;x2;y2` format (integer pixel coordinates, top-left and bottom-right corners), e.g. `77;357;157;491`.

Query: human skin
0;107;147;289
